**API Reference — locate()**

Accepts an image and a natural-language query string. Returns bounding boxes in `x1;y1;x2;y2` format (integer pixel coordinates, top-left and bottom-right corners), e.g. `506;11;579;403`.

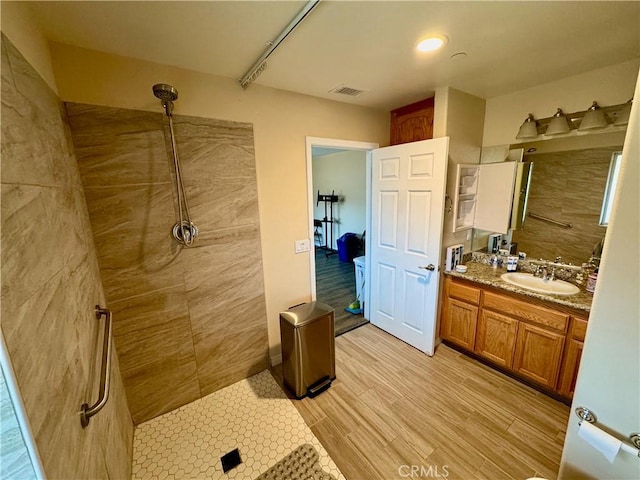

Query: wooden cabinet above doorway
390;97;434;145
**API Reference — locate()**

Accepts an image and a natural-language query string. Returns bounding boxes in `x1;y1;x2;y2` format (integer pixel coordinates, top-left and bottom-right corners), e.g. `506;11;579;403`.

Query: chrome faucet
541;266;549;280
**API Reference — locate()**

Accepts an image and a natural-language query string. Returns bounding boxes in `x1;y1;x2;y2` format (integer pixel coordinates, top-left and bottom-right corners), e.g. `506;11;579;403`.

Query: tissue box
445;244;464;272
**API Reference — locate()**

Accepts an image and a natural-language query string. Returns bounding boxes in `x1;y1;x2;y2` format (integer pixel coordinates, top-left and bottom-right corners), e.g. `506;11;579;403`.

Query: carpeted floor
314;248;369;336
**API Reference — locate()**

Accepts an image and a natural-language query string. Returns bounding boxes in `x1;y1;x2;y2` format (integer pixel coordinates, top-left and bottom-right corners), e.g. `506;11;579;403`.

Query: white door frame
305;136;379;319
1;332;45;478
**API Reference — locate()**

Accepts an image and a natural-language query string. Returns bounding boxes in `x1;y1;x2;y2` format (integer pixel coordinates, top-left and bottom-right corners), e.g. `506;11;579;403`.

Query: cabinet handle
419;264;436;271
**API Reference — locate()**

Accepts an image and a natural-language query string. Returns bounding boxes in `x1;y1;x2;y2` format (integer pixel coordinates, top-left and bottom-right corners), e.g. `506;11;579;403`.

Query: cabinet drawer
482;291;569;333
571;317;588;341
449;281;481;305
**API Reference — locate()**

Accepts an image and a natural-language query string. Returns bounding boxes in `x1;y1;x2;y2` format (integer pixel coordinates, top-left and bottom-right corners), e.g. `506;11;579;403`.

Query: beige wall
49;42;390;361
1;34;133;479
483;59;640;147
0;2;57;92
433;86;449;139
312;150;367;249
559;69;640;480
440;87;487;255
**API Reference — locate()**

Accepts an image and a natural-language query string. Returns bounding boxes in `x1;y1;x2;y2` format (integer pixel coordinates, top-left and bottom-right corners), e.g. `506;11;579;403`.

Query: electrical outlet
295;239;310;254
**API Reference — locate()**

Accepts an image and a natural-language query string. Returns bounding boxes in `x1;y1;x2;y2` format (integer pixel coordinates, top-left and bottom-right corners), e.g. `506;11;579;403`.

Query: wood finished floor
274;324;570;480
315;248;368;336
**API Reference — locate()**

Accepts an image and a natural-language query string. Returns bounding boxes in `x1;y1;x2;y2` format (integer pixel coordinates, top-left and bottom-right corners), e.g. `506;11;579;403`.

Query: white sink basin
501;272;580;296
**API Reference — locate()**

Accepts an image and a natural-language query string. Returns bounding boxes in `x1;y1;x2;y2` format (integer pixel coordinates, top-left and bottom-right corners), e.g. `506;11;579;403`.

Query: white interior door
369;138;449;355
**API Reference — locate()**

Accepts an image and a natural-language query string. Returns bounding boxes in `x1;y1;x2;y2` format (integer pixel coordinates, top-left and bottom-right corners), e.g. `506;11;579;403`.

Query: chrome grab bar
80;306;112;428
528;212;572;228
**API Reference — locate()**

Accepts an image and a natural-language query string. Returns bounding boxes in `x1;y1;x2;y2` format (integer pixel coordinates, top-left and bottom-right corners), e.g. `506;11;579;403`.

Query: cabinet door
452;162;518;234
474;162;518;234
513;323;565;389
475;310;518;368
441;298;478;350
452;164;479;232
558;316;588;398
390;97;434;145
558;339;584;398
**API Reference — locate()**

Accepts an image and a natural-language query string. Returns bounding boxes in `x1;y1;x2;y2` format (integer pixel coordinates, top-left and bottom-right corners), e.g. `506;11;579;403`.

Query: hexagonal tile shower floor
131;370;344;479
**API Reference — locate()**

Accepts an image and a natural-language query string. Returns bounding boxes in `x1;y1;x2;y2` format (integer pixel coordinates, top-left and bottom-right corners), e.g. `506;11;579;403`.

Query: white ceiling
27;1;640;111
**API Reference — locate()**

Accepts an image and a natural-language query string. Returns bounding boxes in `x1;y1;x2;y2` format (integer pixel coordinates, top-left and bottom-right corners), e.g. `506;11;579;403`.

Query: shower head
153;84;178;117
153;84;178;102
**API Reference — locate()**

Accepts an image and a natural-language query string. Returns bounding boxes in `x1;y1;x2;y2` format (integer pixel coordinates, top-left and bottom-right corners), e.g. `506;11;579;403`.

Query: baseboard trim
270;353;282;367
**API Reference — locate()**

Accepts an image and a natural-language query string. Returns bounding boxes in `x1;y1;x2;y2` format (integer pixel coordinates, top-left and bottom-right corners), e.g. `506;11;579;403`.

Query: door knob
419;264;436;271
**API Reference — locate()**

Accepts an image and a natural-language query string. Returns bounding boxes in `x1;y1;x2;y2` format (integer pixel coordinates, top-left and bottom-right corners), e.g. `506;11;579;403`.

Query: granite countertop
445;262;593;312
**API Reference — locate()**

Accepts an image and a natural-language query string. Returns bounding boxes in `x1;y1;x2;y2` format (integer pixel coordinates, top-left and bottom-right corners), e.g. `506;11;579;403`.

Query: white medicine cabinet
453;161;519;234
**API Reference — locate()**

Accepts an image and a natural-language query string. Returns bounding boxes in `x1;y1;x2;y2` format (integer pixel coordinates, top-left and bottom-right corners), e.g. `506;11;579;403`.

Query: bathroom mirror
473;130;626;265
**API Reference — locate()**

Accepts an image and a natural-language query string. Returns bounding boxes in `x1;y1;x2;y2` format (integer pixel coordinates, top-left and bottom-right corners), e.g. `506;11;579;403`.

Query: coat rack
316;190;338;258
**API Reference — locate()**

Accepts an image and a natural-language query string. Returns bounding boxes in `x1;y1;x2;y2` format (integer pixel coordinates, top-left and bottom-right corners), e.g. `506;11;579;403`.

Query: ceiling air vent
329;85;367;97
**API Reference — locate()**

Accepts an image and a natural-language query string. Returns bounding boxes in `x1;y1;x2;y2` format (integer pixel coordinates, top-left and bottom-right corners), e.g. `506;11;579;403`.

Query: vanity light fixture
417;35;448;52
545;108;571;135
578;101;608;131
516;114;538;139
613;99;632;126
515;99;633;140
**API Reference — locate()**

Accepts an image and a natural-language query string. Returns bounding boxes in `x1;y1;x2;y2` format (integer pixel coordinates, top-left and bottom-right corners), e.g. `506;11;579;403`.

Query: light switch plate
295;239;310;254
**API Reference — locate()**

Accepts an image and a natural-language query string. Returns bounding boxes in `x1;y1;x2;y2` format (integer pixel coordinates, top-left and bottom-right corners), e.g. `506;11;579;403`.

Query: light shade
613;99;632;126
516;114;538;139
578;101;608;131
545;108;571;135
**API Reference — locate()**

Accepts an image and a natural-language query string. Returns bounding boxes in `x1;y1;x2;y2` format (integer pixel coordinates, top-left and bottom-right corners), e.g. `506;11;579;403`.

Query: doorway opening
305;137;378;335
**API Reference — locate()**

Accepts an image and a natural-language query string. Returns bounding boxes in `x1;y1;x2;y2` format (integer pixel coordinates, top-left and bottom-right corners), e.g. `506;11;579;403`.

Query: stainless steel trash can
280;301;336;399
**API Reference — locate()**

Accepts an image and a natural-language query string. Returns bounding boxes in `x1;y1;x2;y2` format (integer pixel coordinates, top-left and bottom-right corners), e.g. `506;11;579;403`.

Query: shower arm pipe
167;115;192;227
80;306;112;428
166;110;196;247
167;116;187;240
239;0;320;89
153;83;198;246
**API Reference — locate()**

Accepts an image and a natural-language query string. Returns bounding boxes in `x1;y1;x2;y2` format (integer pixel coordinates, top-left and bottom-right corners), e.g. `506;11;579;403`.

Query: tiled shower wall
0;35;133;478
512;146;619;265
66;104;269;424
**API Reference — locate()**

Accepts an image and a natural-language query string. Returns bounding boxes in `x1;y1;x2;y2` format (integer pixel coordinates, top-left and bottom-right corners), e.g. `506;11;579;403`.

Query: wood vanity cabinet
440;276;587;399
475;309;518;369
558;316;588;398
512;322;565;389
483;290;568;389
390;97;434;145
440;279;480;350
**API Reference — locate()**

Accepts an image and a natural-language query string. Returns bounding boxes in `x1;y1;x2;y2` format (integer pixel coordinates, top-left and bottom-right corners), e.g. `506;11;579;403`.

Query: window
599;151;622;226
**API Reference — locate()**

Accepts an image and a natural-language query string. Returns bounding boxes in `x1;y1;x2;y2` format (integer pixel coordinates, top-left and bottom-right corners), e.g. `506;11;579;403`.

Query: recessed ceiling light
416;35;448;52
